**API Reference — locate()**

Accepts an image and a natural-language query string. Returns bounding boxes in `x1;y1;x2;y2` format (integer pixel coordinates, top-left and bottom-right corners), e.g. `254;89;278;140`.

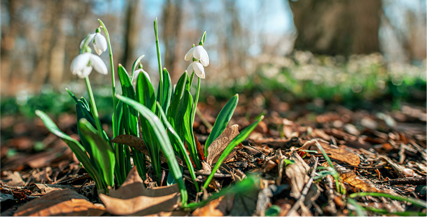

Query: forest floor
1;98;426;216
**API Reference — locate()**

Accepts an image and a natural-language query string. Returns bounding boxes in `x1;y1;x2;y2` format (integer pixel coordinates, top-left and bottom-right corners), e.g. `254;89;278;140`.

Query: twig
376;177;427;185
286;157;319;216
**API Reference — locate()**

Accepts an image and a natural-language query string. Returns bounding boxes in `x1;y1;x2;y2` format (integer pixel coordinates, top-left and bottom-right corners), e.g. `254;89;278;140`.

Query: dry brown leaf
207;124;240;165
14;189;105;216
298;140;360;167
285;152;310;198
99;167;181;216
340;171;379;192
112;135;177;164
192;195;234;216
1;171;25;187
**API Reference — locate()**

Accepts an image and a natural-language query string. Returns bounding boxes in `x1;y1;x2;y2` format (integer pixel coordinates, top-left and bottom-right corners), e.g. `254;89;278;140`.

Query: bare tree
289;0;382;56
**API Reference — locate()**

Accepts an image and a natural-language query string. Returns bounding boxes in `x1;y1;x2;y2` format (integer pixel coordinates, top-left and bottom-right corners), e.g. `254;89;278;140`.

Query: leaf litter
1;101;426;216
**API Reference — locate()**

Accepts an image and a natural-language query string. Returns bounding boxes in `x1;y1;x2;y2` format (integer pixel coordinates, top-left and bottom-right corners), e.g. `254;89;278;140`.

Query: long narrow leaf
131;54;145;78
156;102;199;192
35;110;105;190
203;115;263;189
78;119;115;188
116;94;188;205
204;94;239;156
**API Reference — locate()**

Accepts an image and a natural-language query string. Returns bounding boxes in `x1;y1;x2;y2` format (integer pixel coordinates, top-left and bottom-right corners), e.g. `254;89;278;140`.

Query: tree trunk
289;0;382;56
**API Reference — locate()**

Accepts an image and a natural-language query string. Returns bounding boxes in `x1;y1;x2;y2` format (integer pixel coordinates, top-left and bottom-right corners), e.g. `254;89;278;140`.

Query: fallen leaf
207;125;240;165
285;152;310;198
112;135;178;164
27;183;65;196
99;167;181;216
228;185;259;216
1;171;25;187
298;140;360;167
14;189;105;216
333;163;379;192
192;195;234;216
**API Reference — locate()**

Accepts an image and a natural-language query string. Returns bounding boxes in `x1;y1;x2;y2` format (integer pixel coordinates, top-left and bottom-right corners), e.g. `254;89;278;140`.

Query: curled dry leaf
14;189;105;216
340;171;379;192
99;167;183;216
285;152;310;198
298;139;360;167
207;124;240;165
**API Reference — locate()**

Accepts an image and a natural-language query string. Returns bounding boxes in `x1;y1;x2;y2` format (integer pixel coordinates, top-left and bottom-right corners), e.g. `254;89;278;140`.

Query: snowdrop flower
186;62;205;79
131;68;151;86
79;30;108;55
70;53;108;78
184;45;209;67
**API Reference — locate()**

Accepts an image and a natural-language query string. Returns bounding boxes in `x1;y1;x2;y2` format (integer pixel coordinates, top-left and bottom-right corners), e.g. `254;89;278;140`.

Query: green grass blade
347;198;367;216
156;102;199;192
116;94;188;205
204;94;239;156
203;115;263;190
78;119;115;188
349;192;427;208
35;110;105;190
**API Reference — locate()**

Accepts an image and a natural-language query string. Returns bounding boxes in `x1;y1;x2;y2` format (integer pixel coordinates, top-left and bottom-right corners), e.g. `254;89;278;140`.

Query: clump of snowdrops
36;19;263;205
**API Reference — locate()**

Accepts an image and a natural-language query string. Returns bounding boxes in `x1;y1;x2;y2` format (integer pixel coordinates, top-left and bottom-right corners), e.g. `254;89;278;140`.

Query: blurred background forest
1;0;426;116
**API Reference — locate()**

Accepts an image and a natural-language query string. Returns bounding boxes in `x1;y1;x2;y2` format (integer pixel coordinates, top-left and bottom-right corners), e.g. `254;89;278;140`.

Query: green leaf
265;205;281;216
158;68;172;112
156;102;199;192
78;119;115;188
205;94;239;156
168;72;188;124
131;54;145;78
203;115;263;190
118;64;139;136
183;175;259;210
136;71;156;112
116;94;188;205
35;110;105;190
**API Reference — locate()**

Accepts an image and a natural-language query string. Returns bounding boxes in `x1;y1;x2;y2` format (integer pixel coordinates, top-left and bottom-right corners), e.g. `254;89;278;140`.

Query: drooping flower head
70;53;108;78
80;28;108;55
184;45;209;67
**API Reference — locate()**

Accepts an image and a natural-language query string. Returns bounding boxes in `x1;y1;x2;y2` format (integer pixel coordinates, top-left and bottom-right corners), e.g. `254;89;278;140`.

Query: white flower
132;69;151;86
184;45;209;67
80;33;108;55
186;62;205;79
70;53;108;78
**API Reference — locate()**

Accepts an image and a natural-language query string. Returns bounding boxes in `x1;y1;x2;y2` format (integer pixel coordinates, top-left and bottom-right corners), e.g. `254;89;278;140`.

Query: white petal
78;66;93;78
184;47;195;61
193;62;205;79
186;62;194;74
93;33;108;55
200;50;209;67
79;33;95;49
89;54;108;75
192;46;205;60
70;53;91;74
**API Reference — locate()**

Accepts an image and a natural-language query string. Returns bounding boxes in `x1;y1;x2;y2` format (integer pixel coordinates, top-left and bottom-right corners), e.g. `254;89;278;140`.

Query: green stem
154;18;164;106
154;18;163;83
98;19;117;138
84;77;104;138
